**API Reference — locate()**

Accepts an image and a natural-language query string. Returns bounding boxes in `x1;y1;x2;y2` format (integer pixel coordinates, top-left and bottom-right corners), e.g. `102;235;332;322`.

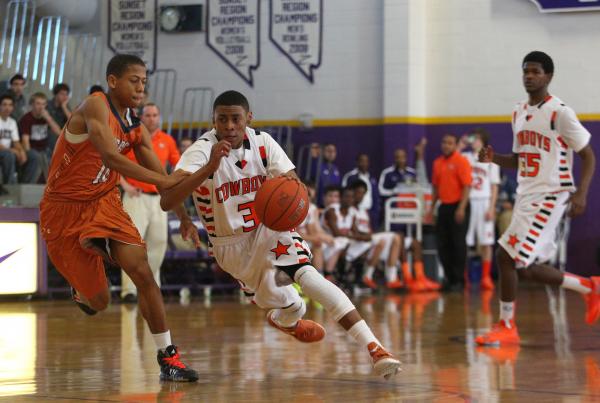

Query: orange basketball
255;177;309;232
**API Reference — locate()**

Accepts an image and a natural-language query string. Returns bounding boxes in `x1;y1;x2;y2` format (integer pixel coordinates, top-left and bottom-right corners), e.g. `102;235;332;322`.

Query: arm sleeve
175;143;209;173
556;106;591;152
378;169;393;197
264;132;295;177
341;171;351;187
415;159;428;184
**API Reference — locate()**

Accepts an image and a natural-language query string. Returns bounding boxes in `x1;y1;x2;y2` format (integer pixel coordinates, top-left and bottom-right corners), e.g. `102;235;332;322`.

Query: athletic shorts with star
176;128;311;309
499;95;590;268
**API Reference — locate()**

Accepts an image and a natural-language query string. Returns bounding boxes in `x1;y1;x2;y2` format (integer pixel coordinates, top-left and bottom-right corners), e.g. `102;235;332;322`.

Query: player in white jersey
160;91;400;378
476;51;600;346
462;128;501;290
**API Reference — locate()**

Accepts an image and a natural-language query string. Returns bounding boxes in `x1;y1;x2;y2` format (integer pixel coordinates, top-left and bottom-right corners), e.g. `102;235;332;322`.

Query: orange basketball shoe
475;320;520;346
386;279;404;289
368;342;402;379
363;276;378;289
584;276;600;325
267;310;325;343
480;276;495;290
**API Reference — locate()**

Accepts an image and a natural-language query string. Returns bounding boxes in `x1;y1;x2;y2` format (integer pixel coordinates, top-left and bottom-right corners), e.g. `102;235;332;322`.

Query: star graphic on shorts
508;234;520;248
270;241;290;260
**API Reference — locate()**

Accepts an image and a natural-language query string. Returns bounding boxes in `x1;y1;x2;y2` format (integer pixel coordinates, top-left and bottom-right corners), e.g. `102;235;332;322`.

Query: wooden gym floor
0;286;599;402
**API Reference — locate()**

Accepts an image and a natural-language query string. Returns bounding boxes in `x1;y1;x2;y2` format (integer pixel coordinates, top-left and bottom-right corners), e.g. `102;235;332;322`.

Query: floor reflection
0;286;598;401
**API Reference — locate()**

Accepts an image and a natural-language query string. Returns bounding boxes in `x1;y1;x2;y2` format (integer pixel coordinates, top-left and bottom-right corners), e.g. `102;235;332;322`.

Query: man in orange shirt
120;103;183;302
427;134;472;291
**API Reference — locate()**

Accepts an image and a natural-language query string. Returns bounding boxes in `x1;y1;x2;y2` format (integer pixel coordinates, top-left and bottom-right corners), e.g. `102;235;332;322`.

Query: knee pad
294;265;355;321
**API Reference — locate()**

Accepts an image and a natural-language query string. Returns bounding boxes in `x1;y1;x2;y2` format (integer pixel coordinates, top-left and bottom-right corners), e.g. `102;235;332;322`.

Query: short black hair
9;74;25;84
523;51;554;74
304;180;316;189
52;83;70;95
356;153;368;161
106;54;146;78
443;133;458;142
348;179;368;192
89;84;104;94
0;94;14;104
324;184;342;195
213;90;250;112
472;127;490;147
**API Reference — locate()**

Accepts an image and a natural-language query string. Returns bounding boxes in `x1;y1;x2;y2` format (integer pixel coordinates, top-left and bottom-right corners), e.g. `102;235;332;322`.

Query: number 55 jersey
511;95;590;195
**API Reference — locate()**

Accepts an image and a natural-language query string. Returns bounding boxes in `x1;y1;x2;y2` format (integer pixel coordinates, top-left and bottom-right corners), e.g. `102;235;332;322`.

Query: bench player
160;90;402;378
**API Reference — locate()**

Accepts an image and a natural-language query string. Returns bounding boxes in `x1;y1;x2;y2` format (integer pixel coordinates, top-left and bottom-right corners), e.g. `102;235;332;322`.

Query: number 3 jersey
511;95;590;195
176;127;294;239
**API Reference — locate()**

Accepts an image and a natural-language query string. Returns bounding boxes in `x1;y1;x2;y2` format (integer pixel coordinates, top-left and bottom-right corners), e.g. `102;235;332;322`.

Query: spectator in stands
19;92;61;183
378;138;429;199
316;143;341;207
179;136;193;154
322;184;342;209
305;142;321;181
6;74;27;121
0;94;25;184
342;153;380;228
427;134;472;292
47;83;72;129
119;103;182;303
89;84;104;95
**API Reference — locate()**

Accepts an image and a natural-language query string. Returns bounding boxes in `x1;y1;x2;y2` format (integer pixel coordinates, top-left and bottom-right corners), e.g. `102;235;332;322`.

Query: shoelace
162;352;186;369
369;345;390;360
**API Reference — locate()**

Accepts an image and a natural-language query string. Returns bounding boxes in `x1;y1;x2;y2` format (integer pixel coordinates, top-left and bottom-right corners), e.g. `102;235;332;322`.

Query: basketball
254;176;309;232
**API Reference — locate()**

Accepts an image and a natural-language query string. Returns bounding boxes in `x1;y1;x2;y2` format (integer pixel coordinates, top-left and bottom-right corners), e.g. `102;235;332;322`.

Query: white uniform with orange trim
498;96;590;268
321;203;356;260
463;151;501;246
353;208;399;261
176;127;310;308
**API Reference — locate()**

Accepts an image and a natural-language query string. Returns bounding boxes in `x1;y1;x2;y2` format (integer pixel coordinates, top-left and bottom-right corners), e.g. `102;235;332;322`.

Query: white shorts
498;192;569;268
346;239;372;261
211;225;311;309
368;232;396;261
323;236;350;261
467;198;495;247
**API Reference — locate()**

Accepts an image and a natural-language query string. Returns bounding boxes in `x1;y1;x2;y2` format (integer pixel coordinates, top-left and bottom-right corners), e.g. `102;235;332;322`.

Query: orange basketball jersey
44;92;143;202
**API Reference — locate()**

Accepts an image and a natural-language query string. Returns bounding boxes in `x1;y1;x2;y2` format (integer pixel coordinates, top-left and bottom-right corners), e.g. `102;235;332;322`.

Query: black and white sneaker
157;345;199;382
71;287;97;316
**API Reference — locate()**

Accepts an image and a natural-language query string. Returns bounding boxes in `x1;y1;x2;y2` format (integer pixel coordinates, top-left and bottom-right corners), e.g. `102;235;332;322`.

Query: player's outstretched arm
160;140;231;211
568;144;595;217
83;96;175;189
479;145;519;169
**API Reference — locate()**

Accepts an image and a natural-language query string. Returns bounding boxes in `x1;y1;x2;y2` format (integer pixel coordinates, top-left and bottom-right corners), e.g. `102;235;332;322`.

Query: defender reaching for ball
161;90;401;378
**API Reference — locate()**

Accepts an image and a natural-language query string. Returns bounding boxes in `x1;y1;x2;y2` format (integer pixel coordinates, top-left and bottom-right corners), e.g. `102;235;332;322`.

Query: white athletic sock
384;266;398;282
364;265;375;280
561;273;593;295
294;266;356;321
271;299;306;328
152;330;172;351
499;301;515;328
348;320;380;349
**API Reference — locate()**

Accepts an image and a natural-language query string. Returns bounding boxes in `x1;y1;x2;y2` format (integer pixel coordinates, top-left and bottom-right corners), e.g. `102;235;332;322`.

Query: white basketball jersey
176;128;295;240
511;95;590;195
355;208;371;234
322;203;357;236
463;151;500;200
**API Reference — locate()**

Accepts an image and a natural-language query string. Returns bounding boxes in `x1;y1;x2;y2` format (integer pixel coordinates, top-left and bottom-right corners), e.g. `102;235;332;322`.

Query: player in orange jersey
39;54;198;382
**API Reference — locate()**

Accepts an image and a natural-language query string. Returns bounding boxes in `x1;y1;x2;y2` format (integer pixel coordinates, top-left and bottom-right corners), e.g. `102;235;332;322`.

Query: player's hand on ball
180;218;201;248
479;145;494;163
567;190;586;217
208;140;231;171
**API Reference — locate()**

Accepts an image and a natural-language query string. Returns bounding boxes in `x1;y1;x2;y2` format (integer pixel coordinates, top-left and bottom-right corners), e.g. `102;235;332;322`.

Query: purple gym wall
292;121;600;276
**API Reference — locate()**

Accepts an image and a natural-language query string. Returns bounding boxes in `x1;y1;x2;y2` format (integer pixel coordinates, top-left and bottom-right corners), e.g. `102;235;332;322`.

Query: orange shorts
40;189;144;299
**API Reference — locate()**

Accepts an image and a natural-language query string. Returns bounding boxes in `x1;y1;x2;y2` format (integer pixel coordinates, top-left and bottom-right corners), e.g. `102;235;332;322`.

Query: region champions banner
207;0;260;87
108;0;158;72
269;0;322;83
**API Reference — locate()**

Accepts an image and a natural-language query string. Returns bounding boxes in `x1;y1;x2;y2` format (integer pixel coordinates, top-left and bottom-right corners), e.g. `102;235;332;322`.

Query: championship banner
207;0;260;87
531;0;600;12
269;0;322;83
108;0;158;72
